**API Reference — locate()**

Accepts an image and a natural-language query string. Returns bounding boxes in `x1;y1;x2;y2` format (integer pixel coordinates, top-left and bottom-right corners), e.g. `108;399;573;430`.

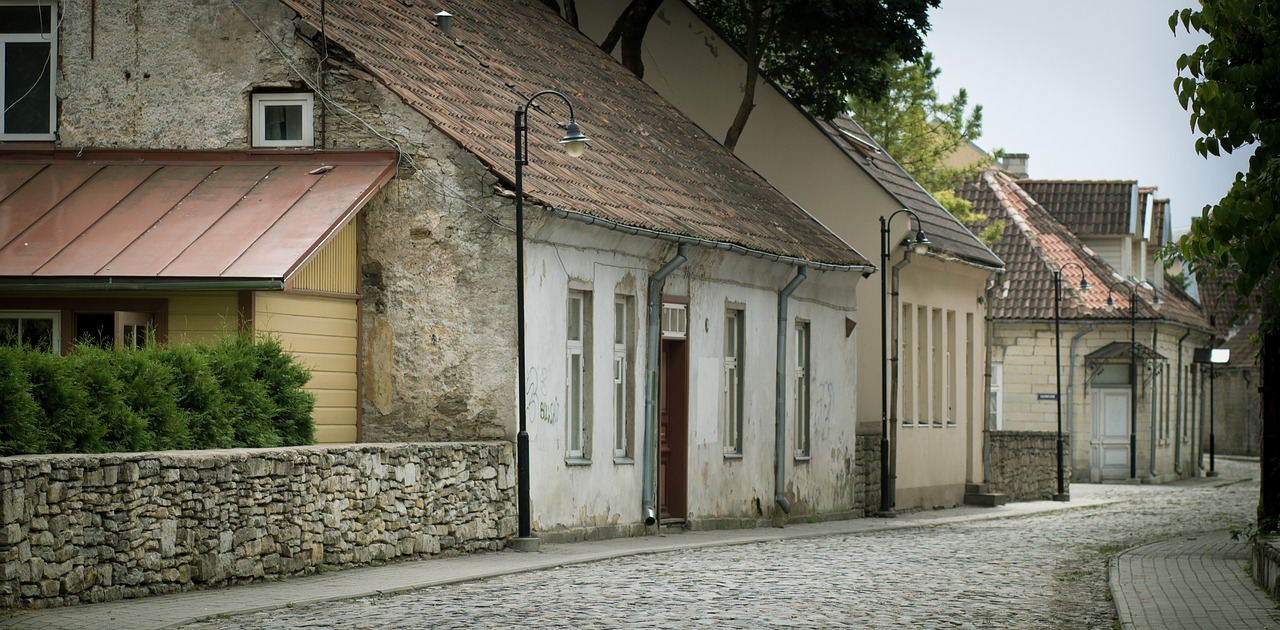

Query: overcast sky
923;0;1254;231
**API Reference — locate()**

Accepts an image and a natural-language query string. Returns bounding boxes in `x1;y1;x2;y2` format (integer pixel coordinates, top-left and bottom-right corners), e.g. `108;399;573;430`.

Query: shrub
0;346;42;456
0;335;316;455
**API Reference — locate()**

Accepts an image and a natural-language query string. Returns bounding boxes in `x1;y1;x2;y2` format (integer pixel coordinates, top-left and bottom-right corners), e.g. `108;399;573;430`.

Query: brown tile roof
277;0;869;269
820;117;1003;269
1015;180;1137;236
957;168;1209;331
0;149;396;285
1150;198;1169;246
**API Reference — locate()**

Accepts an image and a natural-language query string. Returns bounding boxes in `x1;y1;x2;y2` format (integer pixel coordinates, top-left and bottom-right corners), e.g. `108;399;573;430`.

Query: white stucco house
3;0;887;540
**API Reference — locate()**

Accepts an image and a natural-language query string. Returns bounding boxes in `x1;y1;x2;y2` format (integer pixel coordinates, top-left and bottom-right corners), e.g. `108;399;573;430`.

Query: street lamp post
1193;345;1230;477
1106;283;1158;481
1052;263;1090;501
879;209;929;516
512;90;588;551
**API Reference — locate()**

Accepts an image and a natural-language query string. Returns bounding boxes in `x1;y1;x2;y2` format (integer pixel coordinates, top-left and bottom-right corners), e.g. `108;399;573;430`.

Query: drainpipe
1175;328;1191;475
1197;363;1206;474
774;266;807;513
1066;324;1096;480
887;253;914;499
982;272;1003;483
641;244;688;526
1149;321;1160;479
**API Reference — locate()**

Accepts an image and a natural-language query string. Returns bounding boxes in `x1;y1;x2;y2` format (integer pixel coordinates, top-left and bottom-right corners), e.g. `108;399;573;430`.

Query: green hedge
0;336;315;456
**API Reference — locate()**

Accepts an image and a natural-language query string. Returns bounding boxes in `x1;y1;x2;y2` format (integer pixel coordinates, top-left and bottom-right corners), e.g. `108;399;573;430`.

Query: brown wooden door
658;337;689;522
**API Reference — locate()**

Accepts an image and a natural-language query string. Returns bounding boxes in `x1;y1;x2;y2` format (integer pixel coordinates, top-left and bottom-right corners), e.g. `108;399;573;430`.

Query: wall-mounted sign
1037;393;1058;401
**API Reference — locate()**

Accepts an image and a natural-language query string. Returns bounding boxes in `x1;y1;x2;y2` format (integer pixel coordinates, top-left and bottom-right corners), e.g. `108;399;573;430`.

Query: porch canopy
1085;341;1166;363
0;149;397;290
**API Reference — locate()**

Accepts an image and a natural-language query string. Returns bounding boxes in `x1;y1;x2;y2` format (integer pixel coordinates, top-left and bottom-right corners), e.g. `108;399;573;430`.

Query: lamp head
559;120;588;158
1078;277;1090;294
1151;291;1161;305
1106;292;1115;308
911;228;930;255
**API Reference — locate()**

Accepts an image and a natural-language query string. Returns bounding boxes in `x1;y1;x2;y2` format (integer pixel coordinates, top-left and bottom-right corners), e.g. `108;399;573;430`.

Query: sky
922;1;1254;231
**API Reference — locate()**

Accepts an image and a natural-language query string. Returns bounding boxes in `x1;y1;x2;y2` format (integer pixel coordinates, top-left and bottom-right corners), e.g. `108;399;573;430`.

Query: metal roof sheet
1085;341;1165;363
276;0;869;269
0;149;397;285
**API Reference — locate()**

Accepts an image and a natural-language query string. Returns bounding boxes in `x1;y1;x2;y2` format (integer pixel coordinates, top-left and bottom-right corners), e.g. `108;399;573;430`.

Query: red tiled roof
821;117;1003;269
277;0;868;268
957;169;1209;331
1015;180;1136;236
0;149;396;284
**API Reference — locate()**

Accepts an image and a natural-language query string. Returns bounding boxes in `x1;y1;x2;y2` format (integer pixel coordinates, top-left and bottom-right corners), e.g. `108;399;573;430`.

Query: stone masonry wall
0;443;514;610
986;431;1065;502
857;434;881;516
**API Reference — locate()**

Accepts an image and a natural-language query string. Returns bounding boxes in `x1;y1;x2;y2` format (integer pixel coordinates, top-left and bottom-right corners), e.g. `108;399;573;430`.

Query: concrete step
963;492;1008;507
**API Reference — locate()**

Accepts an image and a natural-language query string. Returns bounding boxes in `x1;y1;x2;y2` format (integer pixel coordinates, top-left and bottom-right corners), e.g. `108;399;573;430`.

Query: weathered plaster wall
1210;367;1261;456
521;219;862;537
0;443;514;610
54;0;522;442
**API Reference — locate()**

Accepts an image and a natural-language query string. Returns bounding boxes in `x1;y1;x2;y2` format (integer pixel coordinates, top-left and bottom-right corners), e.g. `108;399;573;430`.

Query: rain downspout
888;252;914;497
641;244;688;526
1149;321;1160;478
1197;362;1206;474
1066;324;1095;476
1175;328;1191;475
774;266;807;513
982;272;1004;483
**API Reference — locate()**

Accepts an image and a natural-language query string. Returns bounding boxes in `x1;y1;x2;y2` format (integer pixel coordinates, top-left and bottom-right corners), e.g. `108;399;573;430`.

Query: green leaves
1170;0;1280;325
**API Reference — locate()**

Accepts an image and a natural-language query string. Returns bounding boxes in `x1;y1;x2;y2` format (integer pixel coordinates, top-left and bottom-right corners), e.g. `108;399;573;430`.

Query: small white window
613;296;635;459
723;308;744;455
989;363;1003;430
1;3;57;140
566;290;592;460
0;310;59;352
252;93;314;147
794;321;811;458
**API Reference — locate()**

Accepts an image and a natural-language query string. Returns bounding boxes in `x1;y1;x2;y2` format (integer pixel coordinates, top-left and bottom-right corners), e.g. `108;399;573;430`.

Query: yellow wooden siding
290;220;358;294
161;293;241;344
255;292;359;444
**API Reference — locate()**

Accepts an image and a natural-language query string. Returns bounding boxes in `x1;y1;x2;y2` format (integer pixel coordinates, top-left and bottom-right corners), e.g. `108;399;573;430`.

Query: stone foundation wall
986;431;1065;502
0;443;514;610
857;433;881;515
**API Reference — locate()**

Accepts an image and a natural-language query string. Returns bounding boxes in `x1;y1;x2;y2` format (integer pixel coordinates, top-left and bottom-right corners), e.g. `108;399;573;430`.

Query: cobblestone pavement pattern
176;459;1266;629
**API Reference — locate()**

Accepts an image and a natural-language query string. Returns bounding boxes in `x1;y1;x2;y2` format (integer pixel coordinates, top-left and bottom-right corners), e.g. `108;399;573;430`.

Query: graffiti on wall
526;366;560;425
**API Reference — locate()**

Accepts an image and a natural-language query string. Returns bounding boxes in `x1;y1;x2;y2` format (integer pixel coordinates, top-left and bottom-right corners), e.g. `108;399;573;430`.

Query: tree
597;0;938;153
1169;0;1280;532
847;54;1001;244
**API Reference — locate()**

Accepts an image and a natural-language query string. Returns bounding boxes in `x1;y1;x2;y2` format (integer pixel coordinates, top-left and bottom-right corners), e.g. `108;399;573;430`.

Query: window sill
613;456;635;465
793;455;811;463
723;452;744;461
564;457;593;466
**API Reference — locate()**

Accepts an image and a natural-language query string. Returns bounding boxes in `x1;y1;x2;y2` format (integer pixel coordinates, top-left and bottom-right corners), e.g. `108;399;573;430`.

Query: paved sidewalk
1111;530;1280;629
0;476;1271;630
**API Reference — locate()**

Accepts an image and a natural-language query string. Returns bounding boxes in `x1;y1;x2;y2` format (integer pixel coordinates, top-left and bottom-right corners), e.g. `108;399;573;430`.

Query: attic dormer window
251;92;314;148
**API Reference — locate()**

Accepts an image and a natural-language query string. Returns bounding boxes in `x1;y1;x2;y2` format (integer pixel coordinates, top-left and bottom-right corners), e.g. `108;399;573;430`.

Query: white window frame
989;363;1004;430
0;310;60;351
723;308;744;456
566;290;590;460
613;296;634;460
251;92;314;148
794;320;811;459
1;2;57;141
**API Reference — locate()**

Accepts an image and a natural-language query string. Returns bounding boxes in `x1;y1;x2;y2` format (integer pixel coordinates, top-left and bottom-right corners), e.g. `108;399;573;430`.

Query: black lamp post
1052;262;1090;501
879;209;929;516
1106;283;1158;481
512;90;588;550
1193;345;1230;477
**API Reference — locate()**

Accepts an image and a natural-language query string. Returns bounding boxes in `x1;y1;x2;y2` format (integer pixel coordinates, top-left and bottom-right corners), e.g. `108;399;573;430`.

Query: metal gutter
774;266;806;513
548;207;874;274
641;244;688;526
0;279;286;292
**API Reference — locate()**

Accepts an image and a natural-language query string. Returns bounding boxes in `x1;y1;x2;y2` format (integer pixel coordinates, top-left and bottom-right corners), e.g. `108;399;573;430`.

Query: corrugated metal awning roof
0;149;397;288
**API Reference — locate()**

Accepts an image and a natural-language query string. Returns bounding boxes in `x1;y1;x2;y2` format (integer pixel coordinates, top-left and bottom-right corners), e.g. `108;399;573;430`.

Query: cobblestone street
185;459;1258;629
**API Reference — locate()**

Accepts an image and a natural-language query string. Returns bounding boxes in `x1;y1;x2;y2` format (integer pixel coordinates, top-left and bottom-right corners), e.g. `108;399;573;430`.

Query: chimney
1002;153;1029;178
